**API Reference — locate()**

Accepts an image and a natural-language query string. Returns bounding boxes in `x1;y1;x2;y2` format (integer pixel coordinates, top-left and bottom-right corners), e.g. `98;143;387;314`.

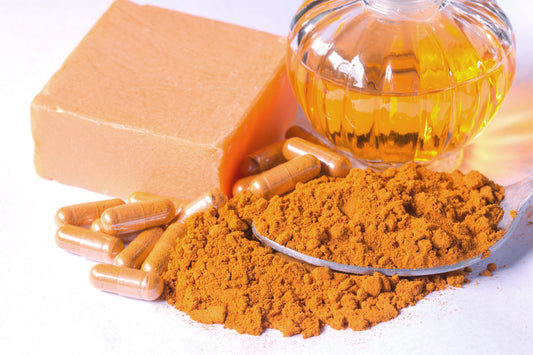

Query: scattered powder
254;163;505;269
487;263;498;272
480;263;498;277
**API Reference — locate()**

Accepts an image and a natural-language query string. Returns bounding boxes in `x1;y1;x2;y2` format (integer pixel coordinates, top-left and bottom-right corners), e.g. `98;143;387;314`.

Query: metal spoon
252;174;533;276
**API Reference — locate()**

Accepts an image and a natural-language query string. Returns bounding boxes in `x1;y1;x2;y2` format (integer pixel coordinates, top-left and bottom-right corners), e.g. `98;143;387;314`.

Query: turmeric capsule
91;219;138;242
232;174;258;197
177;188;227;223
249;154;321;200
141;222;186;275
240;140;287;176
285;125;326;147
55;225;124;263
89;264;163;301
128;191;186;218
54;198;125;227
113;227;163;269
283;137;352;177
100;199;175;235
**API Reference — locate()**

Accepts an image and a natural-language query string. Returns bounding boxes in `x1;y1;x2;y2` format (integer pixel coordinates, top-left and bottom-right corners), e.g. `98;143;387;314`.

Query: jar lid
288;0;515;95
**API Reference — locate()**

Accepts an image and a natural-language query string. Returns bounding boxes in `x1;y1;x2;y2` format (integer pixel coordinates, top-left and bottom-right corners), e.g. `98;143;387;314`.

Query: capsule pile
234;125;352;199
54;190;225;300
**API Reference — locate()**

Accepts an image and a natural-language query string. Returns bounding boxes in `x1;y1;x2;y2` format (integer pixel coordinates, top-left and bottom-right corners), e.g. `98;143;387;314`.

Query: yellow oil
288;9;515;166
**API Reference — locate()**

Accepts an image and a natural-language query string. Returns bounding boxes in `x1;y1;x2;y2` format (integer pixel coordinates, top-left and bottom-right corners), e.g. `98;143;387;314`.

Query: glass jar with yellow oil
287;0;516;168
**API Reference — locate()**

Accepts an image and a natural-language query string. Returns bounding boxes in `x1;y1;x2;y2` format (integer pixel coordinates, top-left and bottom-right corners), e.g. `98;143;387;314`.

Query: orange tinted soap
31;0;297;200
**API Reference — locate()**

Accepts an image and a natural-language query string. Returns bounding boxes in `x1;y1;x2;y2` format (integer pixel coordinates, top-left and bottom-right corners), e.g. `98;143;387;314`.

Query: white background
1;1;533;354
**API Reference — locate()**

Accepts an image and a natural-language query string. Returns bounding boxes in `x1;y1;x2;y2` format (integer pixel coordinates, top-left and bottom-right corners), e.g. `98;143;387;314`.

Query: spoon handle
499;174;533;230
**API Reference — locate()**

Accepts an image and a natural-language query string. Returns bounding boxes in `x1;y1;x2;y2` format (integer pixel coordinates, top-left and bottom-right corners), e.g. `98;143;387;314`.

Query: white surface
1;0;533;354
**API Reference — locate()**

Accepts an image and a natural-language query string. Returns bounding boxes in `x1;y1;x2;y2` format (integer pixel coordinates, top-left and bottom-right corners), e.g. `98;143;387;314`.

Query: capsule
283;137;352;177
55;225;124;263
113;227;163;269
177;188;227;223
91;219;138;242
240;140;287;176
100;199;175;235
249;154;321;200
285;125;327;147
89;264;163;301
128;191;186;219
232;174;258;197
141;222;186;274
54;198;125;227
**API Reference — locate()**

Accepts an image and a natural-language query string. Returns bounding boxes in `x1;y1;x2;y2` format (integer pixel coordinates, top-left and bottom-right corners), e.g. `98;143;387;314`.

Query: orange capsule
283;137;352;177
232;174;258;197
100;199;175;235
285;125;327;147
240;140;287;176
128;191;186;218
90;219;138;243
177;188;227;223
141;222;186;275
54;198;125;227
249;154;321;200
55;225;124;263
89;264;163;301
113;227;163;269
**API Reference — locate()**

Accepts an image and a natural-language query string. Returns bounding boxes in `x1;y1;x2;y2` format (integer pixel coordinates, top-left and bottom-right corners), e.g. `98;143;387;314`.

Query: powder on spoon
254;163;505;269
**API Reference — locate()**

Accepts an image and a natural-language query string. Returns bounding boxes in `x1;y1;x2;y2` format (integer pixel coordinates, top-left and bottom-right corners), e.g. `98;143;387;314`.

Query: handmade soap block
31;0;296;200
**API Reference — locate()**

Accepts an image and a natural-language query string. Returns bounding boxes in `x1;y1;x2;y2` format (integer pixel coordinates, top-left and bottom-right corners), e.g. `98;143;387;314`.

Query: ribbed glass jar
287;0;516;167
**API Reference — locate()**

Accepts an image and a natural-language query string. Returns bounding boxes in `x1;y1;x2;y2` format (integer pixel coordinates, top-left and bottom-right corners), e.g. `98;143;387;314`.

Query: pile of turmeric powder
254;163;505;269
163;164;480;337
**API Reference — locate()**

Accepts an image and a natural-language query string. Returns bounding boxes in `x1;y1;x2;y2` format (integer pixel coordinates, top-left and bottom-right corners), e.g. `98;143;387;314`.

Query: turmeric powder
254;163;505;269
163;164;477;337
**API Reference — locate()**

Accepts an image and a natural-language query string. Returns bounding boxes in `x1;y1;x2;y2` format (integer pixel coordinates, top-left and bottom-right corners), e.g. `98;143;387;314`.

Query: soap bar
31;0;296;200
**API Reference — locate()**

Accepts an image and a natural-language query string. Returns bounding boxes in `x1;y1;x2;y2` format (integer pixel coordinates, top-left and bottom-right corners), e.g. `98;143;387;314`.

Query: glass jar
287;0;516;168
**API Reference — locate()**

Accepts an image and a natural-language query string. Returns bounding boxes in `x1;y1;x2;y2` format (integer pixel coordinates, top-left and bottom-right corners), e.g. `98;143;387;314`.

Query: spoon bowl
252;175;533;276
